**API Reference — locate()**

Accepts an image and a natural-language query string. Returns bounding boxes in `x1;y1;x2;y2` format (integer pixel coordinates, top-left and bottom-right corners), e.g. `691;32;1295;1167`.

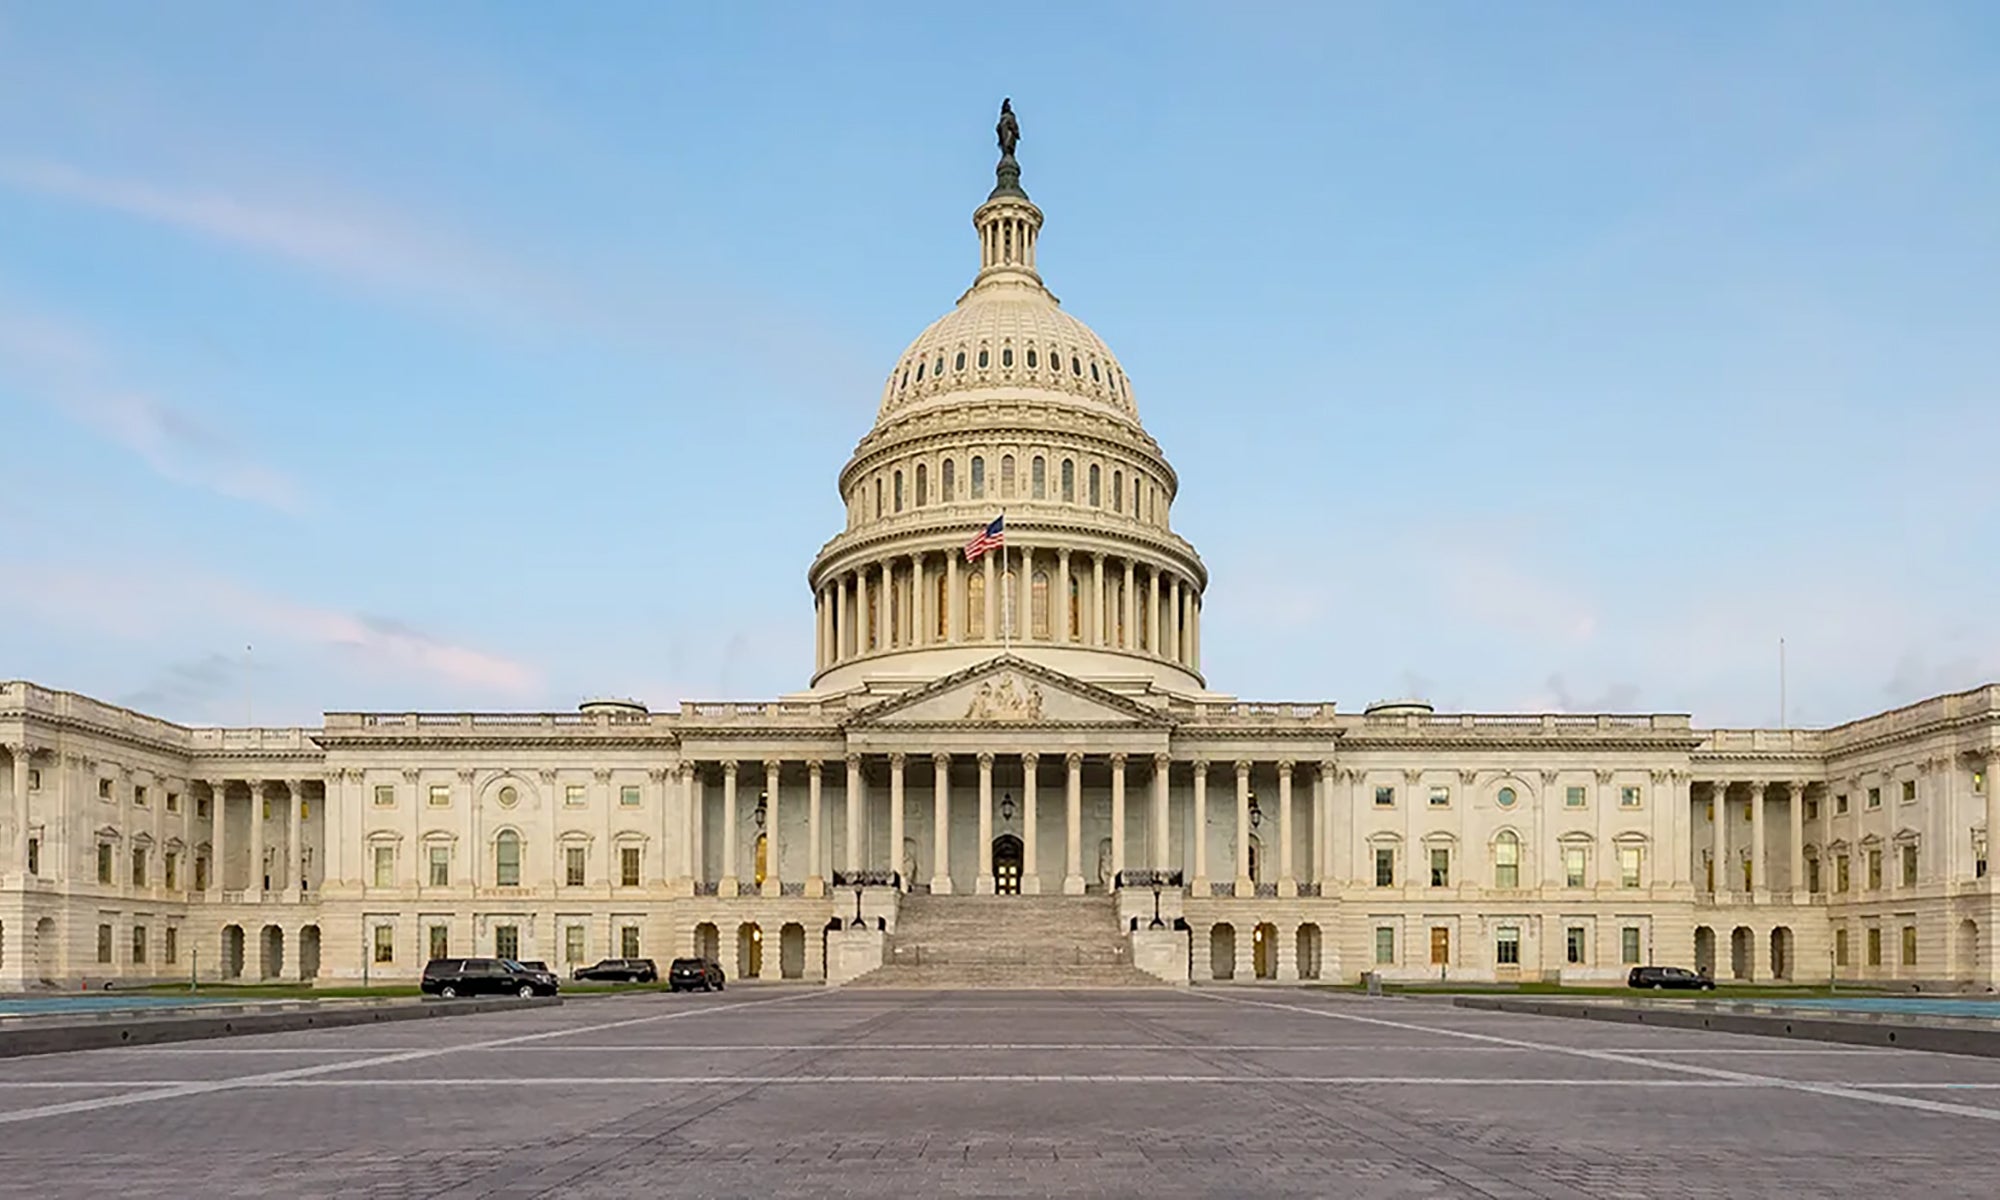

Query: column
689;764;705;886
806;761;824;896
1712;782;1731;895
1109;753;1127;883
720;762;740;897
1121;559;1135;648
1056;550;1072;642
1277;761;1296;897
1988;756;2000;886
1317;762;1336;887
1064;752;1084;894
677;763;696;886
1749;782;1767;895
889;754;906;891
1169;575;1183;665
288;779;305;895
1789;782;1807;898
8;746;28;877
983;551;998;642
907;553;922;645
1192;760;1209;890
764;760;783;896
1151;754;1170;870
813;588;824;669
247;779;265;896
210;780;228;894
1190;595;1201;668
834;576;848;660
1091;554;1105;645
947;552;960;643
1147;568;1160;656
1022;752;1040;893
1234;761;1253;896
845;755;864;877
857;566;872;654
976;752;996;893
931;754;953;894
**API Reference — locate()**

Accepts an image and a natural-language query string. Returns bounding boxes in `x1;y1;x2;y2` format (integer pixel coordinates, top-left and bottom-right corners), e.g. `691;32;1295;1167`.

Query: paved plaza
2;988;1999;1197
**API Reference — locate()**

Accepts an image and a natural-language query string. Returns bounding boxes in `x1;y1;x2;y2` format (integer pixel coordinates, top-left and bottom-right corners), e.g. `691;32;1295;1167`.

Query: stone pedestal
1132;928;1189;985
826;927;886;986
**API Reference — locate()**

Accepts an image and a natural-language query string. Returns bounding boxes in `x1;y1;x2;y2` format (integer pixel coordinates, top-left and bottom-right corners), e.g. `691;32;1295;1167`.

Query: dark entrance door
993;834;1023;895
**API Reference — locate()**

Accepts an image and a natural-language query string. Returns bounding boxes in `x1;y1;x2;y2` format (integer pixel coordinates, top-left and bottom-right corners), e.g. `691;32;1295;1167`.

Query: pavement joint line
0;989;830;1127
1190;991;2000;1124
225;1074;1766;1087
98;1041;1575;1054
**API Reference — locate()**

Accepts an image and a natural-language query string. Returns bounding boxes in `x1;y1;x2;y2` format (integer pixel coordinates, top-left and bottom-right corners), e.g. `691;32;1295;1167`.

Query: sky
2;2;1997;731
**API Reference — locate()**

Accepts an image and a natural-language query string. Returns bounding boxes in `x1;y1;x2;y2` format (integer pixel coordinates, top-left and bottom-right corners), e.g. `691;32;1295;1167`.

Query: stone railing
831;869;900;889
1114;869;1184;890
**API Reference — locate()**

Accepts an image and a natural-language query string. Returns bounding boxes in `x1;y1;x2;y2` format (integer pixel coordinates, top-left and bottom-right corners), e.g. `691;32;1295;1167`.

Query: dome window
970;455;986;500
1088;464;1101;507
942;459;956;502
1002;347;1014;368
916;361;925;381
1071;355;1082;376
1112;470;1123;513
1090;361;1101;382
916;463;928;506
899;369;908;389
1061;458;1074;502
893;470;904;513
1026;348;1038;369
954;351;966;372
977;348;989;369
1031;455;1046;499
1000;454;1015;498
934;356;945;377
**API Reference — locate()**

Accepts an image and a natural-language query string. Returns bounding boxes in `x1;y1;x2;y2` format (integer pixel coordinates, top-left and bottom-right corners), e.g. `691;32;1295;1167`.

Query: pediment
846;655;1168;729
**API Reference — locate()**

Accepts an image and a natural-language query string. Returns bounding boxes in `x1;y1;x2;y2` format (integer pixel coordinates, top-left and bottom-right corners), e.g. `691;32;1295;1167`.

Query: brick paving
0;986;1995;1197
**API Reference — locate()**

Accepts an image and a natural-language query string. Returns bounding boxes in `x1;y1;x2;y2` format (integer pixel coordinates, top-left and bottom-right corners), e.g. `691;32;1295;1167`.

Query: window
1866;787;1881;810
496;924;519;961
915;463;927;505
1374;847;1394;887
620;784;640;808
193;856;208;891
954;351;965;372
27;837;40;876
1866;927;1882;967
966;574;986;638
97;923;113;963
1867;848;1882;891
373;845;395;888
565;784;586;808
1565;786;1586;808
1836;854;1850;892
1494;833;1520;889
374;784;395;807
1031;455;1045;498
134;785;148;807
1060;458;1074;501
97;843;113;884
98;778;113;799
1807;856;1822;893
428;845;450;887
1977;769;1987;795
1620;785;1642;808
565;925;586;964
1026;347;1038;369
1620;926;1642;965
132;925;148;964
1495;926;1520;966
1374;785;1395;808
943;458;956;501
1564;846;1587;888
1429;926;1451;965
166;791;179;812
1428;847;1450;888
620;926;641;958
620;845;641;887
1901;844;1918;887
1901;926;1918;967
971;455;985;499
1428;786;1450;808
1373;926;1396;964
873;477;882;518
565;846;587;887
1566;926;1587;965
1835;927;1849;966
893;469;903;512
26;768;38;790
262;797;272;820
1805;798;1819;821
496;832;522;887
1620;846;1643;888
1112;468;1123;512
1001;454;1015;497
1496;786;1517;808
1835;793;1849;815
130;847;146;887
164;927;178;964
429;924;449;960
374;925;395;964
1087;464;1100;507
1901;780;1917;804
1030;571;1050;638
428;784;450;807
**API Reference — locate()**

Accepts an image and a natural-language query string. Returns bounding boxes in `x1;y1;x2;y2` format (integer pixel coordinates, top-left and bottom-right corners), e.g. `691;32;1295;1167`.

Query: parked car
1627;965;1716;991
516;960;551;973
668;957;726;992
573;957;660;983
512;960;560;990
422;957;560;998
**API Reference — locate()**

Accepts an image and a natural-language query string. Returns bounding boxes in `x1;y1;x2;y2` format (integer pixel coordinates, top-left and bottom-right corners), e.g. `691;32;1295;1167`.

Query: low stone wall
0;994;559;1059
1453;995;2000;1057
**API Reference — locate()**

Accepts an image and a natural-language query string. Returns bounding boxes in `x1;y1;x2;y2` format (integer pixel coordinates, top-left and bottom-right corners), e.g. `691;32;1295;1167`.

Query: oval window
978;348;989;368
1090;361;1101;381
498;786;518;808
954;351;966;371
916;361;925;381
934;356;945;376
1497;787;1517;808
1071;355;1082;376
1002;347;1014;367
1027;348;1038;369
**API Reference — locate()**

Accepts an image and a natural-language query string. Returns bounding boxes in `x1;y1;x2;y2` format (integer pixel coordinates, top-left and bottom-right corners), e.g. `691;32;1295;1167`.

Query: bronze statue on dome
997;98;1020;158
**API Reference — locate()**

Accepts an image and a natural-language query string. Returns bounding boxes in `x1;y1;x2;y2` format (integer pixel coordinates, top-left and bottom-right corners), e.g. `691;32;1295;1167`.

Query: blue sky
2;3;1996;730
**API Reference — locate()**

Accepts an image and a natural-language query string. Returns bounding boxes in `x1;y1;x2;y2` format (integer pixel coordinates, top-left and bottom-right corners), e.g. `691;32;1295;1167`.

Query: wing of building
5;108;1998;991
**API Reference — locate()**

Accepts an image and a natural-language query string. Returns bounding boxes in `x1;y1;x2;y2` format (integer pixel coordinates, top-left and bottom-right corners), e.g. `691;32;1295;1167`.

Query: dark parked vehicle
1628;965;1716;991
422;957;560;999
573;957;659;983
516;960;551;973
668;957;726;992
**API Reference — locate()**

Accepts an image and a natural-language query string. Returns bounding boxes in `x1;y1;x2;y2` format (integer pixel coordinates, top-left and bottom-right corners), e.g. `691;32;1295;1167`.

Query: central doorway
993;834;1023;895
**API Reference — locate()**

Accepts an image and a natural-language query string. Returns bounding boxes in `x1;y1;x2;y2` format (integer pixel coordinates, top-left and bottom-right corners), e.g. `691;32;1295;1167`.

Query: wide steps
847;893;1160;989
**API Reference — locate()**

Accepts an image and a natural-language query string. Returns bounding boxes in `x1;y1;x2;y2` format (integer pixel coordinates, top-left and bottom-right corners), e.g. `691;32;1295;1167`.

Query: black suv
668;957;726;992
1627;965;1716;991
422;957;560;998
573;957;660;983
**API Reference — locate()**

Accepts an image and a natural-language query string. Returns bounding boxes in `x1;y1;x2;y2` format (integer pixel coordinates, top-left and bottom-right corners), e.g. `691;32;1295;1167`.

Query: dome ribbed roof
875;284;1139;423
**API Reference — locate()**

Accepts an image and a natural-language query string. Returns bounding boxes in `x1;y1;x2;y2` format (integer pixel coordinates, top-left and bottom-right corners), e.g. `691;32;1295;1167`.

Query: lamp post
854;883;866;930
1150;879;1165;930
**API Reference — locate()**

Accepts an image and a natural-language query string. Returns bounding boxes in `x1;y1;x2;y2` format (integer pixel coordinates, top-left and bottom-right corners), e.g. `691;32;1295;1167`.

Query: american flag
963;515;1005;562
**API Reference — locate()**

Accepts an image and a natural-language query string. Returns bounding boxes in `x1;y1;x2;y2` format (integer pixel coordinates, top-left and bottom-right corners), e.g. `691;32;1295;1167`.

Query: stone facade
4;118;1998;992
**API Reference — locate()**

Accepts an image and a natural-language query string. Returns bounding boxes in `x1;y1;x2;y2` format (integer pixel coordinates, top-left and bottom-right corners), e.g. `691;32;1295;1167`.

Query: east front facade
5;111;1998;992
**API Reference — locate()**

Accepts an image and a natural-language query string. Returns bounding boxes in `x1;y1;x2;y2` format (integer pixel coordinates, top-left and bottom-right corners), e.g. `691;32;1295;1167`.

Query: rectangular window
620;784;641;807
1374;847;1394;887
1835;793;1849;815
131;848;146;887
565;925;587;964
27;837;40;876
1494;839;1519;889
1428;847;1450;888
1835;928;1849;966
1619;846;1642;888
1837;854;1850;892
1429;926;1450;966
1373;785;1395;808
1807;857;1821;893
1621;926;1642;965
97;923;113;963
620;845;641;887
164;927;178;964
566;846;587;887
496;837;521;887
496;924;519;960
620;926;641;958
1620;785;1642;809
1866;786;1881;810
1373;926;1396;964
429;924;450;961
373;924;395;964
1566;926;1587;965
1565;785;1587;809
1901;844;1918;887
300;800;309;819
428;845;450;887
26;767;39;790
166;791;180;813
132;925;148;964
1564;846;1586;889
97;843;113;884
1902;926;1918;967
1805;798;1818;821
565;784;586;808
194;856;208;891
99;778;113;799
1866;927;1882;967
373;845;395;888
374;784;395;807
1976;770;1987;795
1428;785;1450;808
428;784;450;807
1901;780;1917;804
1867;849;1883;891
197;796;210;818
164;851;178;890
134;784;147;807
261;798;272;820
1495;926;1520;966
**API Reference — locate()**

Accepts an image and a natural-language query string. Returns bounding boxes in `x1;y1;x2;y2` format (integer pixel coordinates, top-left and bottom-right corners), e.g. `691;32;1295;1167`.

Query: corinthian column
1152;754;1170;870
976;752;996;893
1192;761;1210;890
720;761;740;898
845;755;864;878
1022;752;1041;893
1277;760;1297;897
889;754;906;891
806;761;824;896
931;754;953;894
1109;753;1127;883
1234;761;1253;896
1063;752;1084;894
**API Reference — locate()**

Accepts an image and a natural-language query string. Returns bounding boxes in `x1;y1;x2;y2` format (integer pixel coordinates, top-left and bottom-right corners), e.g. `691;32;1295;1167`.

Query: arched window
873;478;883;519
916;360;925;381
1071;355;1082;376
1068;576;1081;641
1000;454;1015;498
1495;832;1520;889
966;573;987;639
1031;571;1050;639
1088;464;1101;507
1002;346;1014;368
916;463;927;506
1001;569;1017;637
954;351;965;372
893;470;904;513
1110;575;1124;645
934;356;944;377
889;573;901;647
1061;459;1075;502
943;459;956;502
1031;455;1046;498
935;571;949;639
1090;361;1101;381
1027;347;1039;369
1112;469;1123;513
495;831;521;887
977;348;989;369
970;455;985;499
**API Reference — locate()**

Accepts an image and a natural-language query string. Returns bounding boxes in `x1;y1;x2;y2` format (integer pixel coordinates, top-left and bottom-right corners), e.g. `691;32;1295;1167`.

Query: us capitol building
5;108;1998;992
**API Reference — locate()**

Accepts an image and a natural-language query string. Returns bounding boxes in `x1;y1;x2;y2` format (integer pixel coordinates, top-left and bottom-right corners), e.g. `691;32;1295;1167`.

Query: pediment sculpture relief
963;674;1045;722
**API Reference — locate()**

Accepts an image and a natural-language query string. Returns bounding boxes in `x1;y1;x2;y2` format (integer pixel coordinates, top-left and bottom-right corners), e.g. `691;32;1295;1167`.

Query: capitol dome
806;102;1207;696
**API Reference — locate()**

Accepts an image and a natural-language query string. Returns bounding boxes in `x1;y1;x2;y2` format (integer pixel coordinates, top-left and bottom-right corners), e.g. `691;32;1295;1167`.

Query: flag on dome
963;515;1005;562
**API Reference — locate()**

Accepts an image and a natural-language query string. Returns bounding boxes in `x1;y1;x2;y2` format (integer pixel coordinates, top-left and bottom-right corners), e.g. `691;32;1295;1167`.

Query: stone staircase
847;893;1166;989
